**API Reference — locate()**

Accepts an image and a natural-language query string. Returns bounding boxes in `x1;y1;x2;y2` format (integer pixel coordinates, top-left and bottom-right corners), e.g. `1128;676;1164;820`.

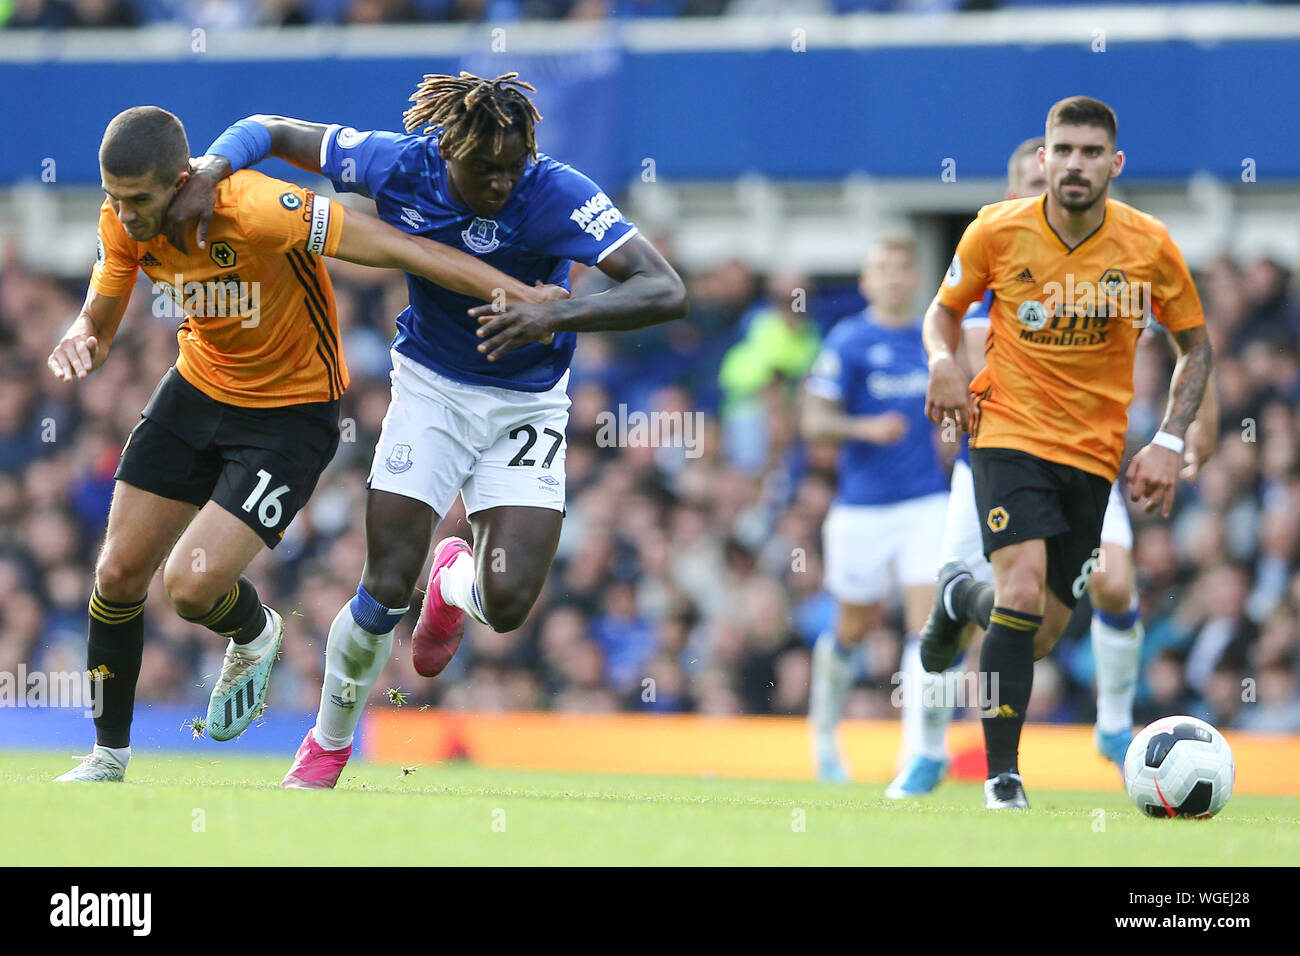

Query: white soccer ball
1123;715;1235;819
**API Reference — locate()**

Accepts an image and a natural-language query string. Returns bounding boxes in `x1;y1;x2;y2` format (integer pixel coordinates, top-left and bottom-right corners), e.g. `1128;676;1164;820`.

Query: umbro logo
400;206;426;229
1015;268;1035;283
141;252;161;267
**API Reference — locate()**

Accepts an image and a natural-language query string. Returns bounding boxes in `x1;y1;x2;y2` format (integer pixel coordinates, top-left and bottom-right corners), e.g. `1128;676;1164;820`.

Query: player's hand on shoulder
1126;442;1180;517
925;354;971;431
1180;419;1216;481
468;300;562;362
857;411;908;445
47;330;102;382
164;155;229;254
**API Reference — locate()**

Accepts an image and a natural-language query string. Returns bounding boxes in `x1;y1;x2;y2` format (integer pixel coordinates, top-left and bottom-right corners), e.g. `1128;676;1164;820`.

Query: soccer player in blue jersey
801;235;949;784
173;73;687;787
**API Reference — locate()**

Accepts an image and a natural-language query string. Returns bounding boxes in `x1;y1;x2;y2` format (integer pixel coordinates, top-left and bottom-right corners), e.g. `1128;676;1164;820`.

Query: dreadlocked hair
403;71;542;161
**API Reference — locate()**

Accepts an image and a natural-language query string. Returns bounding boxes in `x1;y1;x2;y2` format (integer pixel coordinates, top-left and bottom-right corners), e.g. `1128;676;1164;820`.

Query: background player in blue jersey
801;235;949;784
172;72;687;788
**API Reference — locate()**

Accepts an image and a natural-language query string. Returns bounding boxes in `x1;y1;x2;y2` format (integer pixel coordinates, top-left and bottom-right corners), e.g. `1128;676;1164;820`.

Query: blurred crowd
4;0;1291;30
1;216;1299;735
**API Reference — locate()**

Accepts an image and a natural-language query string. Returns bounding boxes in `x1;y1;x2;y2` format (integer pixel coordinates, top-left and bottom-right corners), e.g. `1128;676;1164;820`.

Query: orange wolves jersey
91;170;349;407
937;195;1205;482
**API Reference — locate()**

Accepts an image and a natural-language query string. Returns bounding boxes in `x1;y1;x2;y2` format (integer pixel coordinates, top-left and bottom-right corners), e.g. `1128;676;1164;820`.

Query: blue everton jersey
955;290;994;466
319;125;638;391
806;309;947;507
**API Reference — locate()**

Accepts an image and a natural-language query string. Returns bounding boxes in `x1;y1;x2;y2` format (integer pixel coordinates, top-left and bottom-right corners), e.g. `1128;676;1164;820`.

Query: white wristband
1151;431;1185;455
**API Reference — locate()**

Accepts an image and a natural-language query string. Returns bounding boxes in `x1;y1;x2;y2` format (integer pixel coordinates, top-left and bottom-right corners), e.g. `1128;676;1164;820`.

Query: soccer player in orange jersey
888;138;1219;800
48;106;562;782
919;97;1213;808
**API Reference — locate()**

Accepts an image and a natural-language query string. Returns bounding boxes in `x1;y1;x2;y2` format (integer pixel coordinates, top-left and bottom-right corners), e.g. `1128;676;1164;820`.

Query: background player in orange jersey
48;106;564;782
920;96;1213;808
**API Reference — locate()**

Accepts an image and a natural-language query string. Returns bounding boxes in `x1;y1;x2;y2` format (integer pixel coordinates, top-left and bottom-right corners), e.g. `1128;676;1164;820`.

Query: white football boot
55;746;127;783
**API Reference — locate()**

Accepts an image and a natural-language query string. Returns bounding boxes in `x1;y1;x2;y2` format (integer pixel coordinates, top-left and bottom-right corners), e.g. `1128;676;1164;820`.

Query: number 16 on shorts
242;468;290;529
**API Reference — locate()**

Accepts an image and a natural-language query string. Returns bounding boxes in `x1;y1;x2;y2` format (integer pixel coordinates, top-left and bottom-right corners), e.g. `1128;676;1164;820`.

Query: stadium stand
0;10;1297;744
1;241;1297;730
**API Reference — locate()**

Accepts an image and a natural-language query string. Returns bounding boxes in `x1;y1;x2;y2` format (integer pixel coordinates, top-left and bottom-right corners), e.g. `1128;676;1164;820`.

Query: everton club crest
461;217;501;254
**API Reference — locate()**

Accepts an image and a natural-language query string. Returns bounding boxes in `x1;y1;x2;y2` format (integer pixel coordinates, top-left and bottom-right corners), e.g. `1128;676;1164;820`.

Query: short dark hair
1045;96;1117;147
99;106;190;184
1006;136;1045;188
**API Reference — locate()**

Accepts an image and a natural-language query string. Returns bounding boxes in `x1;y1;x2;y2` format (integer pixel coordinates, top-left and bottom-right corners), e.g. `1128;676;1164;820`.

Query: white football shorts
822;492;948;605
367;350;570;518
940;458;994;584
1099;479;1133;551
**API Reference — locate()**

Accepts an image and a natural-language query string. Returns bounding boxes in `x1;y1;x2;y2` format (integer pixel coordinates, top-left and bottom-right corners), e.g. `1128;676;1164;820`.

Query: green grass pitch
3;751;1298;865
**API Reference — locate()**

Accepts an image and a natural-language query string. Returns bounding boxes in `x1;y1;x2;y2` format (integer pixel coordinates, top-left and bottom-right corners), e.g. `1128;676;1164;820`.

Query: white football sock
238;607;275;652
314;603;395;750
810;631;855;739
1092;609;1143;734
439;551;489;626
900;637;952;761
96;745;130;767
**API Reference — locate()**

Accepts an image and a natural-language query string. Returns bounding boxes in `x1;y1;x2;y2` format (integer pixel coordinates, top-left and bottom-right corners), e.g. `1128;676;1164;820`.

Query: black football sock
950;575;994;629
183;576;266;644
979;606;1042;778
87;588;147;749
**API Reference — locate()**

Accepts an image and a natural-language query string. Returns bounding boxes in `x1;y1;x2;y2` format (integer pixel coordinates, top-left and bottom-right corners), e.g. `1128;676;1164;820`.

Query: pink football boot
281;729;352;789
412;537;472;678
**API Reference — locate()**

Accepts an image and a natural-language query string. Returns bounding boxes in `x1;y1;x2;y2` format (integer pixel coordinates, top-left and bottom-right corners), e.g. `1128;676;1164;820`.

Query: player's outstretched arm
332;209;568;305
466;234;686;361
243;115;329;174
167;115;328;251
801;393;908;445
1126;324;1212;515
922;297;971;430
47;288;129;382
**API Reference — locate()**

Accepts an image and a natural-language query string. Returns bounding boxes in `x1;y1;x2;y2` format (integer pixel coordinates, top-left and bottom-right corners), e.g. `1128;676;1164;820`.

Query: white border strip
318;124;340;170
0;8;1298;63
595;225;639;264
306;194;331;254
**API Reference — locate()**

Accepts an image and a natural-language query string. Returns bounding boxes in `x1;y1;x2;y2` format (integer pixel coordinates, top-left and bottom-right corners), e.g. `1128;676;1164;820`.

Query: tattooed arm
1126;324;1213;516
1181;364;1219;481
1160;325;1213;439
